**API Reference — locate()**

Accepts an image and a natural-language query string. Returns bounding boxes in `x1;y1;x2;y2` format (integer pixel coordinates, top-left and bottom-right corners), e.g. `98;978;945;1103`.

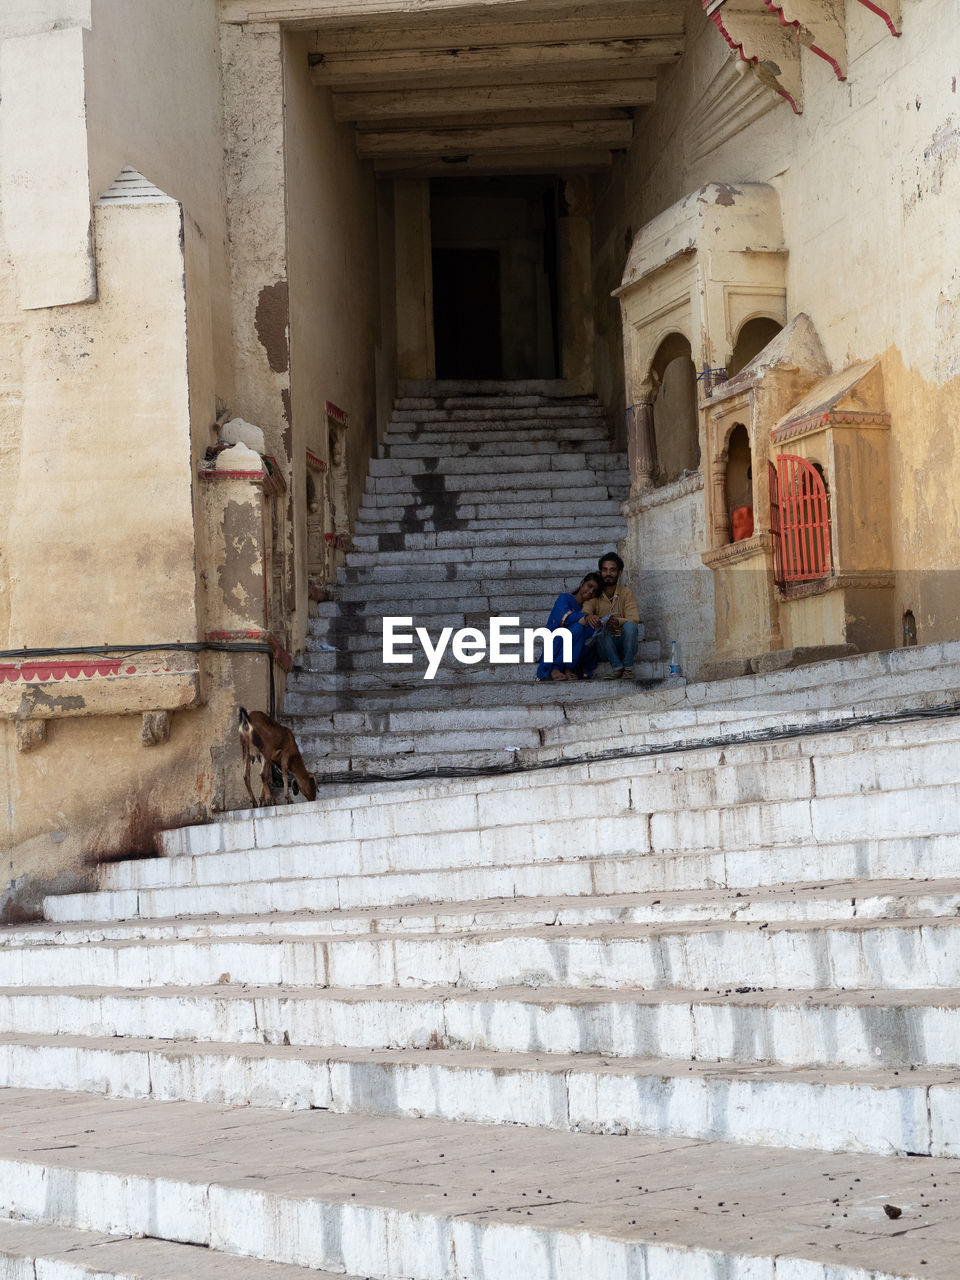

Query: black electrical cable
0;641;278;716
314;695;960;787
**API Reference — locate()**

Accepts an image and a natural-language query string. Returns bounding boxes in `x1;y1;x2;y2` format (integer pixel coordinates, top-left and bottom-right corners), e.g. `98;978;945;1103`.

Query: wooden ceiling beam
220;0;680;26
332;78;656;122
372;147;614;176
309;36;683;86
353;107;634;130
309;9;683;52
355;117;634;157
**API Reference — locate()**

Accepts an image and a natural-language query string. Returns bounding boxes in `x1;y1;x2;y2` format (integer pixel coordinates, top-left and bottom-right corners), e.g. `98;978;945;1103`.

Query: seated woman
536;573;602;682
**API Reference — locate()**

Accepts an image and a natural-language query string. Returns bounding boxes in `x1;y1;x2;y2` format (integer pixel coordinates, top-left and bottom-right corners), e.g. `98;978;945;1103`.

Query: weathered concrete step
340;548;612;573
1;1090;955;1278
364;470;630;495
383;430;610;453
46;827;960;923
400;376;574;395
390;405;607;422
325;588;568;614
296;646;660;679
354;497;625;523
368;453;624;478
386;426;610;446
283;672;655;712
349;525;625;553
14;879;960;949
289;681;657;722
307;610;655;642
332;574;608;602
23;914;960;991
286;671;668;703
0;1033;955;1157
4;979;959;1070
353;513;624;538
0;1218;347;1280
395;392;597;408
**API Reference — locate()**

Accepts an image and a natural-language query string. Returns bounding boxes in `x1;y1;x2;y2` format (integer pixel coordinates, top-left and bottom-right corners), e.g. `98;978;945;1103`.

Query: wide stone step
382;430;610;453
13;879;960;949
332;574;612;603
296;642;661;676
349;525;626;553
383;425;610;447
1;1031;955;1157
389;405;607;422
394;392;598;409
4;972;959;1069
307;610;657;642
353;512;624;537
23;914;960;991
368;453;625;478
364;470;630;496
160;715;960;859
0;1218;344;1280
1;1090;954;1278
354;497;626;523
283;673;657;713
340;547;615;573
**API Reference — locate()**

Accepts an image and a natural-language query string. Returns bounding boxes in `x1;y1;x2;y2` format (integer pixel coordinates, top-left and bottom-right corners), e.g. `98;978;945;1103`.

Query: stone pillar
626;400;657;494
394;179;435;381
557;175;594;394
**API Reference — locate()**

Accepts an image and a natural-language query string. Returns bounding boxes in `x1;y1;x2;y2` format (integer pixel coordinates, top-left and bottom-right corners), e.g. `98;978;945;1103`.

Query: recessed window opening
650;333;700;486
725;423;753;541
727;317;784;379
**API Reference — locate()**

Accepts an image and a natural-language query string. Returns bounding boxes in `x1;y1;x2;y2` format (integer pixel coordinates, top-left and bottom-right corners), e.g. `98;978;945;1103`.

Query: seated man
583;552;643;679
536;573;602;681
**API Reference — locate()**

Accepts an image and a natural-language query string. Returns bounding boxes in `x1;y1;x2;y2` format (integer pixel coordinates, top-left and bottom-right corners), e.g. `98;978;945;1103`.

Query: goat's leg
279;750;292;803
242;749;259;807
258;757;274;806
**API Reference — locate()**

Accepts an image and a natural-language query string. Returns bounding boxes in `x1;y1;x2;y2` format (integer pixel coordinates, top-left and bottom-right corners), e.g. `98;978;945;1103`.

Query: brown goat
238;706;317;807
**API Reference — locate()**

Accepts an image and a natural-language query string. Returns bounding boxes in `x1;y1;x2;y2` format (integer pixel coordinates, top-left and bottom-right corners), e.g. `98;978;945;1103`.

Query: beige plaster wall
284;33;384;646
621;477;715;680
599;0;960;649
84;0;233;398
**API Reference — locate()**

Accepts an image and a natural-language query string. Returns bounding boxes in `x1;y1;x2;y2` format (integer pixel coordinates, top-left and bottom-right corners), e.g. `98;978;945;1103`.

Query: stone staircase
285;384;664;780
0;642;958;1275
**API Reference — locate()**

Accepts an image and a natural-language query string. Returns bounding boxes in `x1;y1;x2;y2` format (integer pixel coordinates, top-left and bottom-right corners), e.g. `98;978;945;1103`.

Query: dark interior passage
431;177;559;380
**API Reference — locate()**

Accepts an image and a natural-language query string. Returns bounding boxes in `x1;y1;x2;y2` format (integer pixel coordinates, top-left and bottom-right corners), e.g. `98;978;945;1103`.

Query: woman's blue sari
536;592;598;680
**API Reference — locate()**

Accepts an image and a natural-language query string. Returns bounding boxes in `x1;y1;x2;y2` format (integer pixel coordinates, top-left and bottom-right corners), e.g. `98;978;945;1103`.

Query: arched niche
727;317;784;380
724;423;753;541
650;333;700;486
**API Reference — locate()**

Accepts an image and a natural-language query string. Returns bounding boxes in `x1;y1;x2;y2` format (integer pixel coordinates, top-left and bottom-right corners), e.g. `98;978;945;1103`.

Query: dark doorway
433;247;502;379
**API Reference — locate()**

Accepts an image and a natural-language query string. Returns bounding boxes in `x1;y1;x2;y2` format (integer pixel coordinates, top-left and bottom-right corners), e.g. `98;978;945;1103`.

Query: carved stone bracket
705;0;902;111
141;710;171;747
705;1;804;112
16;719;47;753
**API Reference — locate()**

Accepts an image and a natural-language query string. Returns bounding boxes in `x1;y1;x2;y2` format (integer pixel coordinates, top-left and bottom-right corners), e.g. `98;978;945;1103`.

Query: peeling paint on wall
255;279;289;374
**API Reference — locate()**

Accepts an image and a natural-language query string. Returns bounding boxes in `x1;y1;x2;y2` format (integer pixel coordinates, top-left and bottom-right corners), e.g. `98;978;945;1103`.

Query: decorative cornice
777;571;894;600
325;400;349;426
771;409;891;443
305;449;327;472
622;471;703;516
702;532;776;568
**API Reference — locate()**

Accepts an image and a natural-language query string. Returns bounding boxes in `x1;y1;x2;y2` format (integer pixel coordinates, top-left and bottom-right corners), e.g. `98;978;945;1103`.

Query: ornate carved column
626;400;657;494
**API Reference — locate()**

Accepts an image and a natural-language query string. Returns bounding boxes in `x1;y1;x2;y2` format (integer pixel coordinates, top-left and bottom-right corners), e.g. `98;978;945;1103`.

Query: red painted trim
325;400;348;426
762;1;844;80
199;468;265;481
855;0;901;36
0;659;169;683
305;449;327;472
708;10;801;113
